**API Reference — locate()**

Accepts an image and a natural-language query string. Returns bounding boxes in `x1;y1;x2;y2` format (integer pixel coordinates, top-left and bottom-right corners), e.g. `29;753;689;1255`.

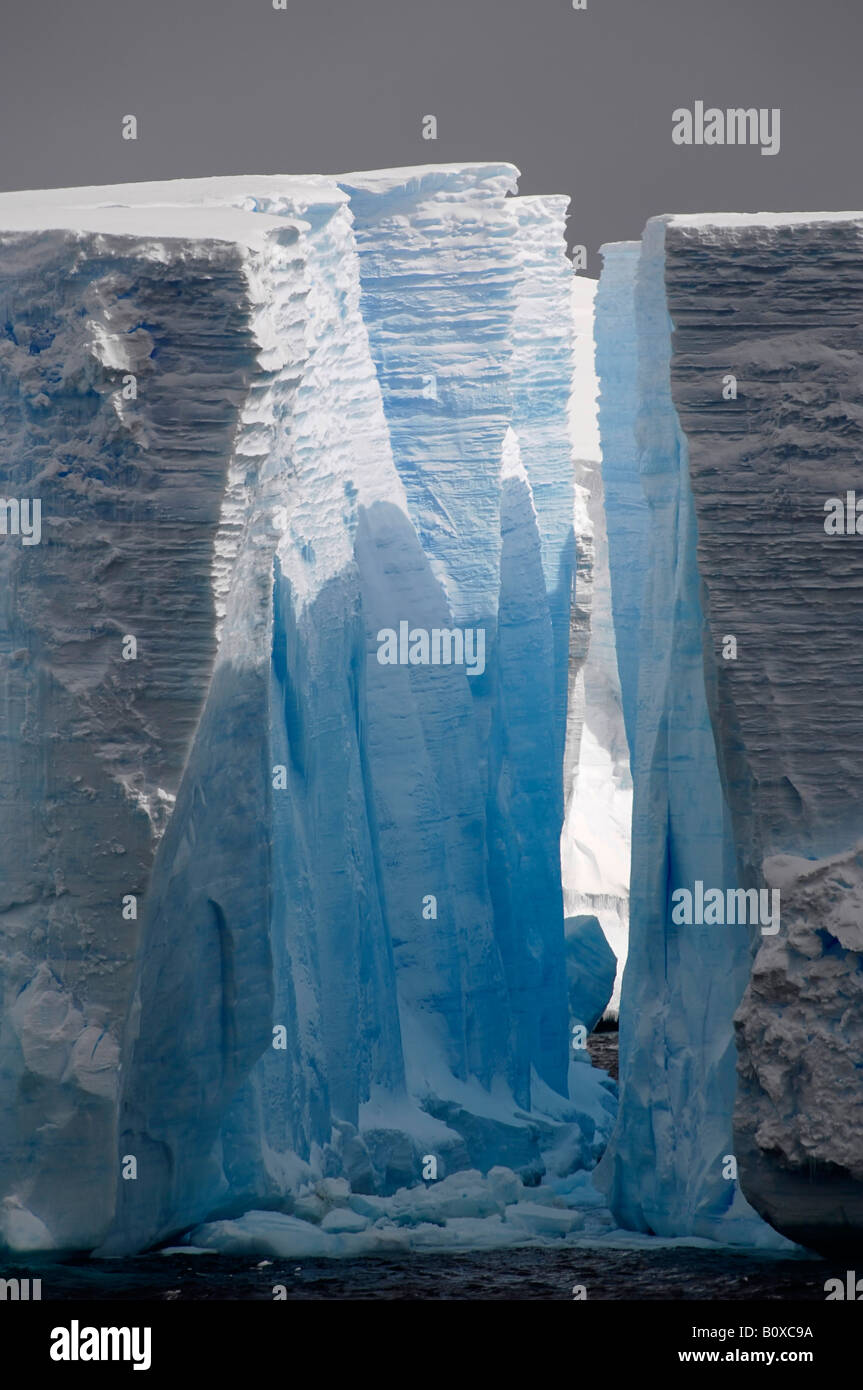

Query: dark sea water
586;1029;619;1080
6;1244;831;1301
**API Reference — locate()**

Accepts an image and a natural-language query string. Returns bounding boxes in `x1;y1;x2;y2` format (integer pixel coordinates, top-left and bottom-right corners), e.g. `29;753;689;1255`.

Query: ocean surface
5;1243;831;1301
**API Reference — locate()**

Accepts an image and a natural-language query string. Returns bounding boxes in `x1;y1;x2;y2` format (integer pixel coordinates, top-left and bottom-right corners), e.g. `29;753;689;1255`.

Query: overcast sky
1;0;860;273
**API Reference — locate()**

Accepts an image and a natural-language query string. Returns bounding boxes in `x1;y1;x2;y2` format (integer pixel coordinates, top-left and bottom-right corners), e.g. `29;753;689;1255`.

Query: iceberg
661;212;863;1253
596;211;863;1250
0;167;616;1256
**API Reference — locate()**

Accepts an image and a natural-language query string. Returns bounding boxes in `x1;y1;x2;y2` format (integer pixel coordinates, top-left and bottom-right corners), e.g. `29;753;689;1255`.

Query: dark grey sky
1;0;860;273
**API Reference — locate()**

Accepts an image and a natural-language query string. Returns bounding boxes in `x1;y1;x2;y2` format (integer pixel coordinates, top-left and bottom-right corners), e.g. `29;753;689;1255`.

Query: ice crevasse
0;167;618;1255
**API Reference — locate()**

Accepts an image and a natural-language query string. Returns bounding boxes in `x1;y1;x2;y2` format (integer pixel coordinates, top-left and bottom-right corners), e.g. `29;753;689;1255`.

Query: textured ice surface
0;168;616;1255
592;244;645;763
594;221;778;1246
597;211;863;1250
0;201;295;1250
661;212;863;1250
337;166;575;1113
735;846;863;1249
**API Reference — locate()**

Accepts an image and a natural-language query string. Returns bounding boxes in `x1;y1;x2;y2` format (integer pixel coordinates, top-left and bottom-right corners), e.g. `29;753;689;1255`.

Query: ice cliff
0;168;616;1255
596;212;863;1251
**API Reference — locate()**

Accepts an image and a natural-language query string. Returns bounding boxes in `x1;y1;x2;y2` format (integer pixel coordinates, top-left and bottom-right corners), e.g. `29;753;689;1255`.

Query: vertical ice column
340;165;570;1103
506;195;578;769
594;243;645;760
594;220;767;1242
0;214;269;1252
110;189;415;1249
106;214;315;1253
498;194;577;1097
488;428;565;1102
337;164;520;627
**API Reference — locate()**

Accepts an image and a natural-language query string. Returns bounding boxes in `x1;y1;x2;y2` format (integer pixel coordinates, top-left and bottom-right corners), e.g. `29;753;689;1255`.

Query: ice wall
594;222;772;1244
597;212;863;1249
0;203;287;1250
0;168;608;1255
336;168;572;1110
663;212;863;1251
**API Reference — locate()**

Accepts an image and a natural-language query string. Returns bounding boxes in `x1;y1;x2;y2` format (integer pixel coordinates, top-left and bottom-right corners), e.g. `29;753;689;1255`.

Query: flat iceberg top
0;173;345;214
665;210;863;228
0;201;298;248
0;168;524;232
0;167;520;211
337;160;518;183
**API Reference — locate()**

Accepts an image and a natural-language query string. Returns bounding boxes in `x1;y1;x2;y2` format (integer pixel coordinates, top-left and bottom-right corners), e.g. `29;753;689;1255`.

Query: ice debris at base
186;1168;619;1258
0;168;626;1256
184;1163;799;1260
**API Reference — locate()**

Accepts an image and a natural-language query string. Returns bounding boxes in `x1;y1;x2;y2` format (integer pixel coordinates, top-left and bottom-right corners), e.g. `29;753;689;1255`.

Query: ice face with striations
662;213;863;1253
596;211;863;1251
0;168;616;1255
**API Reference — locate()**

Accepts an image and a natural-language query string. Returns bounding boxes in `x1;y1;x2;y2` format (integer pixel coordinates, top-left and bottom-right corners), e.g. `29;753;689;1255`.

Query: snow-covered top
665;210;863;228
337;161;519;191
0;167;519;212
0;201;299;247
0;174;344;214
0;174;360;243
598;240;641;254
0;168;526;239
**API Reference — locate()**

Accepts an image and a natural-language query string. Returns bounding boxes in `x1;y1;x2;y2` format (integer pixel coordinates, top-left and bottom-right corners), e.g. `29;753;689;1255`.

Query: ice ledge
0;203;300;248
665;210;863;228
